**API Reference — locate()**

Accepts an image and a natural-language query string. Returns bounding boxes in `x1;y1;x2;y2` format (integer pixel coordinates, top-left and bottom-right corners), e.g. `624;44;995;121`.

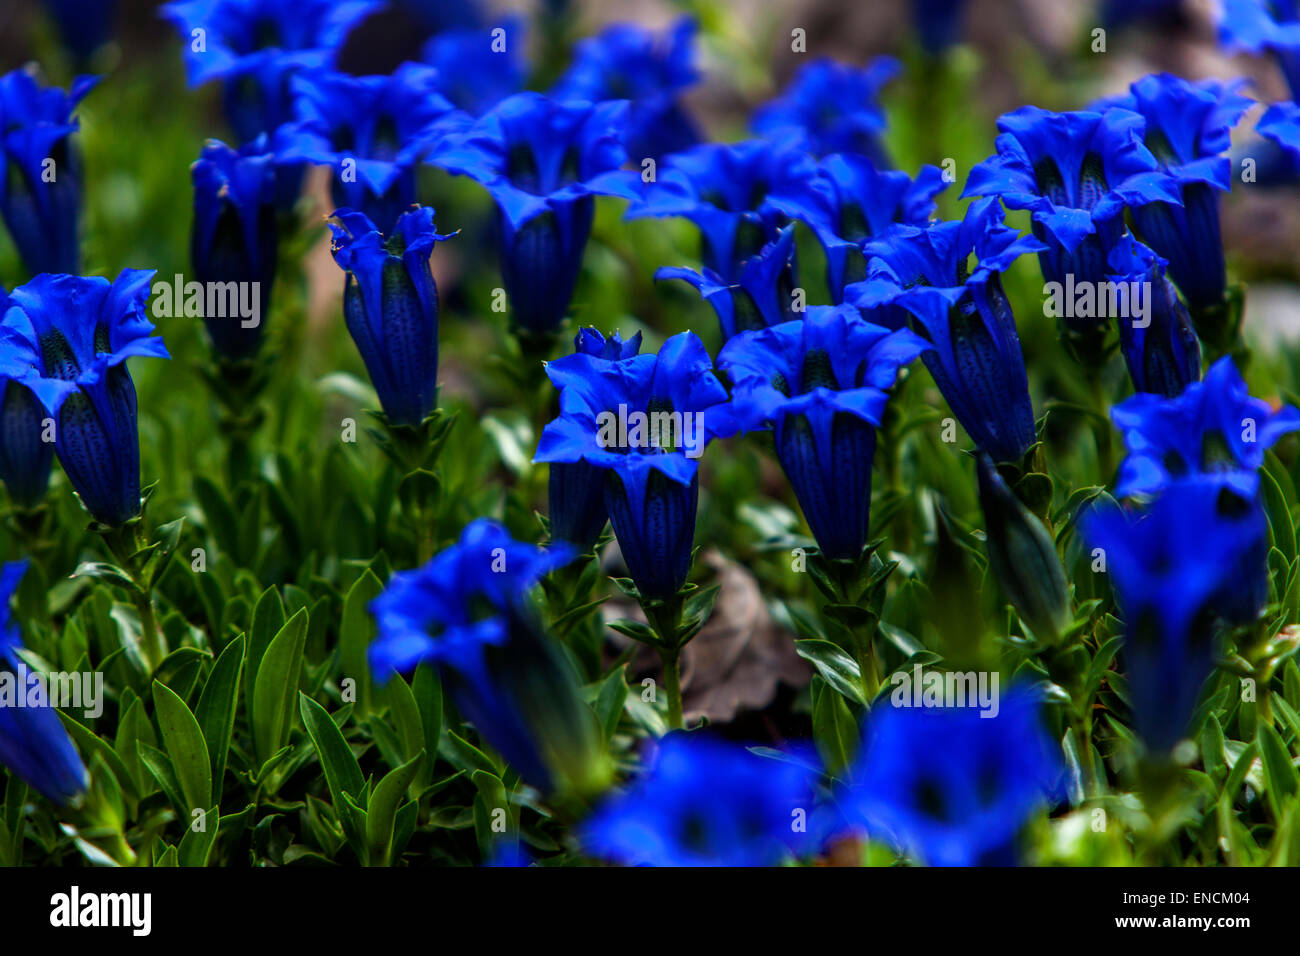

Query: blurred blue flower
535;332;735;599
0;288;54;510
0;561;89;806
1105;234;1201;398
1097;74;1252;315
422;18;526;116
1084;481;1267;750
1257;99;1300;178
1105;0;1189;29
913;0;969;53
583;734;815;866
656;223;797;340
159;0;384;141
547;329;643;553
328;206;453;427
0;272;169;527
191;136;279;360
0;68;97;278
369;520;604;793
717;305;928;559
1111;356;1300;499
752;57;899;165
429;93;632;334
840;687;1063;866
41;0;117;61
1218;0;1300;99
768;154;947;301
847;198;1044;464
552;18;701;163
279;63;460;231
397;0;483;31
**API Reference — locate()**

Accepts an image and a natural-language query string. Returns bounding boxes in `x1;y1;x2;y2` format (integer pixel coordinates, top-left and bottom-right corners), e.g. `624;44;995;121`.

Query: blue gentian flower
656;223;797;341
913;0;969;53
397;0;483;31
1257;99;1300;178
547;328;643;552
0;288;54;510
767;154;948;301
369;520;605;794
159;0;384;142
1084;481;1268;750
552;18;701;163
41;0;118;61
191;136;279;360
963;106;1182;315
429;93;632;335
840;687;1063;866
1111;356;1300;499
0;68;97;278
0;271;169;527
535;331;736;600
583;734;815;866
1096;74;1252;315
1105;234;1201;398
1218;0;1300;99
622;139;815;283
717;305;928;559
0;561;89;806
421;18;526;116
752;57;899;166
847;198;1044;464
278;64;460;232
1105;0;1188;29
328;206;453;427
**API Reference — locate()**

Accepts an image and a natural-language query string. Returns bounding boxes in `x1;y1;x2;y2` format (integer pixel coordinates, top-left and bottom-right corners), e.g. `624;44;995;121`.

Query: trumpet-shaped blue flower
535;332;735;599
547;329;642;552
1257;99;1300;178
41;0;118;61
1106;234;1201;398
768;154;947;301
1218;0;1300;99
368;520;604;793
0;271;168;527
0;288;54;510
552;18;701;163
622;139;815;283
1084;481;1267;750
656;223;797;341
841;687;1061;866
1097;74;1252;314
752;57;899;165
279;64;460;231
160;0;384;142
421;18;526;116
0;68;97;278
717;305;928;559
1111;356;1300;499
191;136;279;359
583;734;815;866
0;561;89;806
328;207;453;427
429;93;632;334
847;198;1044;463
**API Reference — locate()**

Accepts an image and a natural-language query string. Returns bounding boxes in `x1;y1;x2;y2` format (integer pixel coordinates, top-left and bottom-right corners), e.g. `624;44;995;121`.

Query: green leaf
244;587;285;708
340;570;384;716
1257;723;1299;821
178;806;219;867
195;635;245;805
795;639;866;707
594;665;629;743
252;609;308;765
811;677;859;777
299;693;366;810
366;751;425;866
152;680;212;816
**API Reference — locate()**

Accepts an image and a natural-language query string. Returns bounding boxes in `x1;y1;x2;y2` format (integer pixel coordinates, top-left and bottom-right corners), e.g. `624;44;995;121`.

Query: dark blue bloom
328;206;453;427
552;18;701;163
547;328;642;552
1111;356;1300;499
583;734;815;866
535;332;735;599
622;139;815;283
768;154;947;301
1084;481;1267;751
752;57;899;166
1257;99;1300;180
0;271;169;527
717;305;928;559
1105;234;1201;398
191;136;279;360
656;223;797;341
1218;0;1300;99
847;198;1044;464
0;561;89;806
0;69;97;278
840;687;1062;866
1096;74;1252;315
429;93;633;334
160;0;384;142
0;288;54;510
41;0;118;61
279;64;461;231
1105;0;1188;29
913;0;969;53
368;520;605;794
421;17;526;116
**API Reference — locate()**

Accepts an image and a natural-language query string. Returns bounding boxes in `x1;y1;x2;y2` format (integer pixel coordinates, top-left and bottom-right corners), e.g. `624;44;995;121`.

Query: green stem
853;627;880;703
660;648;683;730
1087;370;1113;484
